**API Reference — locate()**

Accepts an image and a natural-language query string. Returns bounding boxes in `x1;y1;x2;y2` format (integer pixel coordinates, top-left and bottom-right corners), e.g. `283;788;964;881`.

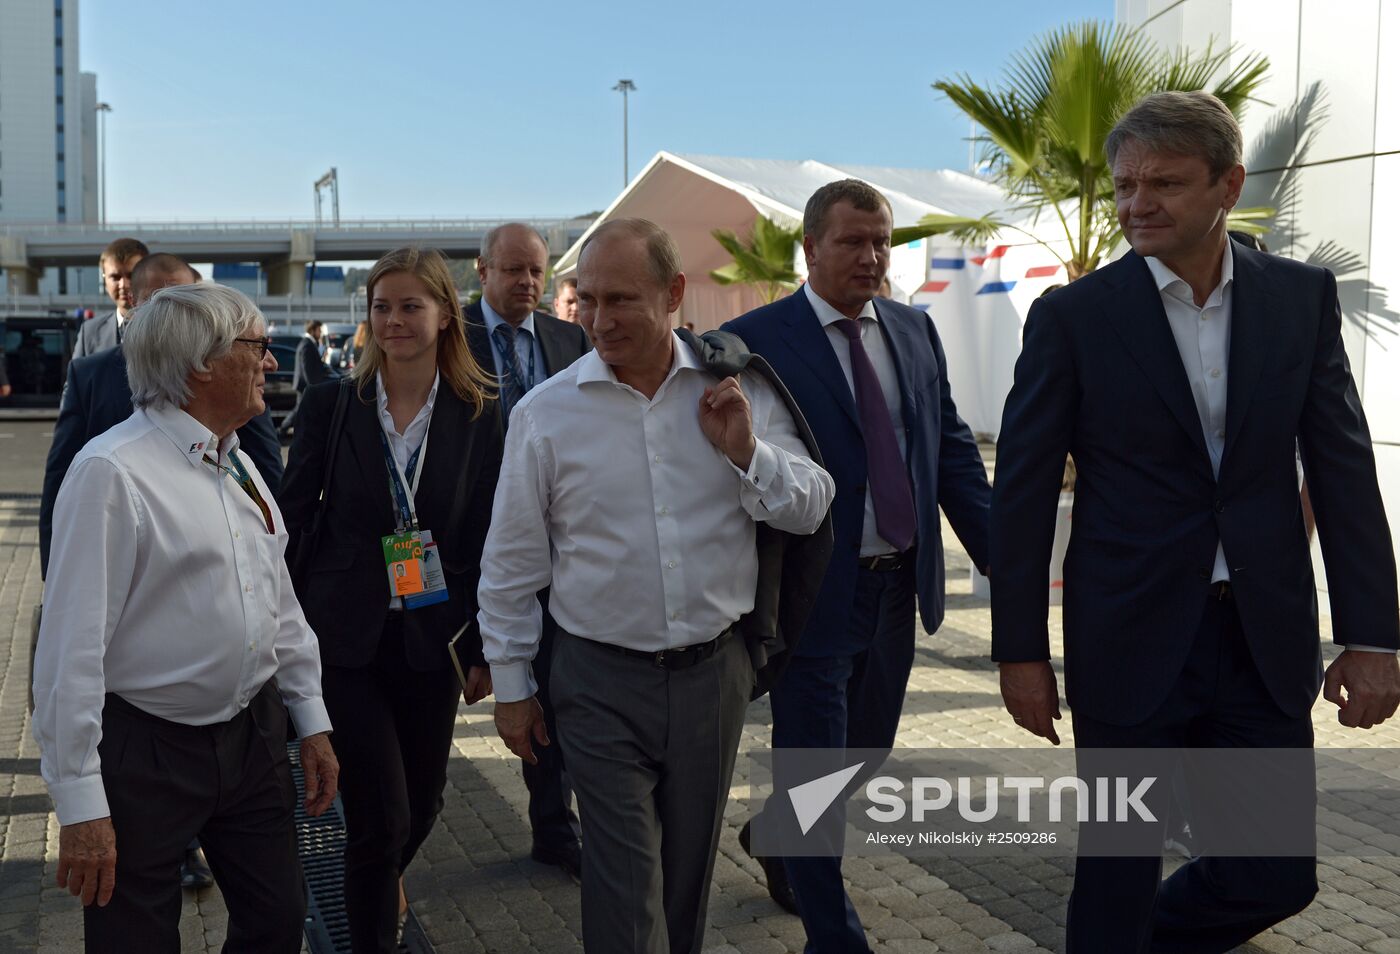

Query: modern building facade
0;0;98;293
1118;0;1400;598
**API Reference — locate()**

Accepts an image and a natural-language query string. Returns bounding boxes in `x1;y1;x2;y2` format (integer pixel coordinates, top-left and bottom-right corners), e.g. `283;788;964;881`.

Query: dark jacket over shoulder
280;378;504;671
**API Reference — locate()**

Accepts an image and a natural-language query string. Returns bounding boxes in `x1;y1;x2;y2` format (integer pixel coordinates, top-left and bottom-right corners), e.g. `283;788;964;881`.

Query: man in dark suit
992;91;1400;952
41;255;284;575
73;237;149;358
279;319;336;437
725;180;992;953
466;222;590;876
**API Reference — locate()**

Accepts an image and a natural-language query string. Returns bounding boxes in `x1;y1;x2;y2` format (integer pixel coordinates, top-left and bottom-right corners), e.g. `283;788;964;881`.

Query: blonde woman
282;247;501;953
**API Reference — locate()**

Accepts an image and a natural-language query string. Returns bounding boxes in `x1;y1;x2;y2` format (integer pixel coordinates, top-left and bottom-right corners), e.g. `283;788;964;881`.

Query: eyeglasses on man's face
233;335;272;359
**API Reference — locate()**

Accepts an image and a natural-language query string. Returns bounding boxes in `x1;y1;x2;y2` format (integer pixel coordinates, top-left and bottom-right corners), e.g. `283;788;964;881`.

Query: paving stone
983;934;1038;952
1333;923;1390;946
882;940;942;954
1300;933;1366;953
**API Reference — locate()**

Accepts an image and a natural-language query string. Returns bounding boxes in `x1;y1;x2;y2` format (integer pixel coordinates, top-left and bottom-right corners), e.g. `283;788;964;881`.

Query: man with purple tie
724;179;992;953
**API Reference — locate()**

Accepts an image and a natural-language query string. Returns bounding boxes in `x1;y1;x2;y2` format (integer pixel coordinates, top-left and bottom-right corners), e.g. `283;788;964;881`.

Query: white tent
554;152;1069;437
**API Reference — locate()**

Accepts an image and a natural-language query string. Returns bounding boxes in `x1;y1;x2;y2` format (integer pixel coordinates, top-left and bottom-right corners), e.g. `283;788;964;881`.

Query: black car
1;315;81;408
264;342;298;426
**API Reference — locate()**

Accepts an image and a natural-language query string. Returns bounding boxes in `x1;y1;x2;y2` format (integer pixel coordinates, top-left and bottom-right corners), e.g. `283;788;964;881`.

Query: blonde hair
353;247;495;416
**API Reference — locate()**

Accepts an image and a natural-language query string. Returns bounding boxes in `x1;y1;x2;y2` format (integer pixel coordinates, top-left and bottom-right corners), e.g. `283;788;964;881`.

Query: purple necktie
836;317;916;552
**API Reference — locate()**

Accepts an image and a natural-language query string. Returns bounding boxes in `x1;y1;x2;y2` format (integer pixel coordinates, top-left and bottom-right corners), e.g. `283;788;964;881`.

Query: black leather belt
581;627;734;670
1211;580;1233;600
858;549;913;572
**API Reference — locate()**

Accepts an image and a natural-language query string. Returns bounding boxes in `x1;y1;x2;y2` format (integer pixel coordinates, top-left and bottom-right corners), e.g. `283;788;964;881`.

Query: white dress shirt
32;404;332;826
478;333;835;702
1145;244;1233;583
375;371;438;608
375;370;438;480
805;283;908;556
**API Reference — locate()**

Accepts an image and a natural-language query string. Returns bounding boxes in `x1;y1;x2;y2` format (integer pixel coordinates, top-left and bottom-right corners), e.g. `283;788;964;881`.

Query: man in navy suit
992;91;1400;952
725;179;992;953
466;222;591;877
72;238;149;358
40;255;284;576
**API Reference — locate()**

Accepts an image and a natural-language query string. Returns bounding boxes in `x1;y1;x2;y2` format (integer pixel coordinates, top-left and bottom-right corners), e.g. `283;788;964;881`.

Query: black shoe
530;840;583;879
739;821;799;915
180;847;214;889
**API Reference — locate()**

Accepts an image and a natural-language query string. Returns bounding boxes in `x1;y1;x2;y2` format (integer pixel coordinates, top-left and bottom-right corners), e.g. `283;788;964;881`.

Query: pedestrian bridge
0;216;593;297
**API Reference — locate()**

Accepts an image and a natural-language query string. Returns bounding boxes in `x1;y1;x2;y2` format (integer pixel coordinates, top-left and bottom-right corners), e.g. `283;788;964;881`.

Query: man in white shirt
992;90;1400;951
33;282;339;953
478;218;834;953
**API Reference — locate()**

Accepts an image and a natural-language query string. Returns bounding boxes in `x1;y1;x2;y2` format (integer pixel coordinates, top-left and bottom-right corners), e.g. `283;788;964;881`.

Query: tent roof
554;151;1033;275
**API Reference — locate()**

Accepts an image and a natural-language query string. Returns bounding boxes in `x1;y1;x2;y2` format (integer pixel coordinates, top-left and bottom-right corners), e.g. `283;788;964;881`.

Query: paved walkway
4;487;1400;952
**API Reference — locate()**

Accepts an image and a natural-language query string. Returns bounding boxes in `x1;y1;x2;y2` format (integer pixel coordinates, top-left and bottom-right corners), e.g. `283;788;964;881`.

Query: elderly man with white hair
32;283;339;953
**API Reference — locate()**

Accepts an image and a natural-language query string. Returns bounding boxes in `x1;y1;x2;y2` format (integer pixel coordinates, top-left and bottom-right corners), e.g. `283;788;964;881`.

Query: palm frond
932;18;1277;278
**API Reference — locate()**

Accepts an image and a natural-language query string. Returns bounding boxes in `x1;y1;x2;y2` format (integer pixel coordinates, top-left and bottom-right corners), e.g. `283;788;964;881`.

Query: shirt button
1215;429;1225;439
654;454;662;463
659;506;669;515
1199;313;1208;322
1210;369;1221;378
671;611;680;621
245;584;253;593
667;560;677;569
234;530;241;538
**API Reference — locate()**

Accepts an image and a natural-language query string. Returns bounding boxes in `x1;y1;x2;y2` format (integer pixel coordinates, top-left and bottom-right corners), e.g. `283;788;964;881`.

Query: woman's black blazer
280;378;503;671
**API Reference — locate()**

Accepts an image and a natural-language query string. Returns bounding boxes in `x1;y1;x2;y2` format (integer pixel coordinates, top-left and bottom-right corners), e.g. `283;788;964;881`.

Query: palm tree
709;216;802;304
911;21;1272;279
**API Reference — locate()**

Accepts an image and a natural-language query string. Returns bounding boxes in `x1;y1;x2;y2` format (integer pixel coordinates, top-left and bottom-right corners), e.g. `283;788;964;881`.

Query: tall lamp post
95;102;112;226
612;79;636;187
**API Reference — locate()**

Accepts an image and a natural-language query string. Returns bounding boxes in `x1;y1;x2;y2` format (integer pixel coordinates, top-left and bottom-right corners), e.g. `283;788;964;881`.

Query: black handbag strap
311;379;352;525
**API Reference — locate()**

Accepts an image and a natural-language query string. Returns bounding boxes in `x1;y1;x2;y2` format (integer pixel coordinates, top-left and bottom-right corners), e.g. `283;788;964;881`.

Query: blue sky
82;0;1111;223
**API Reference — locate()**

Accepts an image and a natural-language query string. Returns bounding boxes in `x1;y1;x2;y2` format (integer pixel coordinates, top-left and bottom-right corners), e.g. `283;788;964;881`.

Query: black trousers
1067;593;1318;953
521;613;579;851
84;682;304;954
322;614;462;954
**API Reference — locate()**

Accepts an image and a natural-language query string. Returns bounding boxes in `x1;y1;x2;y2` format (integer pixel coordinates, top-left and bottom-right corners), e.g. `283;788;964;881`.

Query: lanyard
491;326;536;392
203;449;275;534
378;417;431;533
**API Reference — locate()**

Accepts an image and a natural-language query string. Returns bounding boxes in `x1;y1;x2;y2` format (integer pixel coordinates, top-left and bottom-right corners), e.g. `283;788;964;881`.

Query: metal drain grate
288;741;430;954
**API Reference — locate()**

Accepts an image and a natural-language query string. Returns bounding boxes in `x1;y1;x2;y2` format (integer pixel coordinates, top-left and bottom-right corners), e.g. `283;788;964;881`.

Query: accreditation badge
404;529;449;610
382;529;426;597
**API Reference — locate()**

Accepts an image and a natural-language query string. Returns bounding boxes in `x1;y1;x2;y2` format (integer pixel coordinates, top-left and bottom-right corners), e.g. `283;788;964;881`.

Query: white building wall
1119;0;1400;602
0;0;60;222
0;1;97;295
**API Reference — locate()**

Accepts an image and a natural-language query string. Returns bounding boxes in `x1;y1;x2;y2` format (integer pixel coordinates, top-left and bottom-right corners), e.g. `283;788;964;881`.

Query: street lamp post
95;102;112;226
612;79;636;187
